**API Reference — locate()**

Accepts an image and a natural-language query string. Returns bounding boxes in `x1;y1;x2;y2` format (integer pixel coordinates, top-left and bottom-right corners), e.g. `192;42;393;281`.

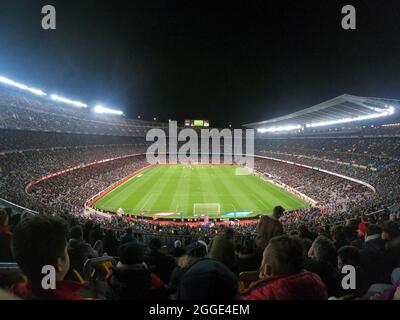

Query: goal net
193;203;221;216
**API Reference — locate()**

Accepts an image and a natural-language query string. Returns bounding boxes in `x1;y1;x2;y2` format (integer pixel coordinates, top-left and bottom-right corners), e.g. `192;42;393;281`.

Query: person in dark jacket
360;223;386;286
66;225;98;279
332;226;349;251
381;221;400;277
304;235;341;297
208;228;236;272
169;240;208;298
146;238;176;284
237;239;259;273
241;235;328;300
255;206;284;250
119;227;137;245
103;229;119;257
337;245;367;298
107;242;167;300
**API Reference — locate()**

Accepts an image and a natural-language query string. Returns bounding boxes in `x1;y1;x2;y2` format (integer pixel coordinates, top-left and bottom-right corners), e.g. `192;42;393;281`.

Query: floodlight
0;76;47;96
306;106;395;128
94;105;123;115
257;125;301;133
50;94;87;108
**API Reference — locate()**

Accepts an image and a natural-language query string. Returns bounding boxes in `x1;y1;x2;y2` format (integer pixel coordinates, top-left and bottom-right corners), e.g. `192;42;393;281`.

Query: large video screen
184;119;210;127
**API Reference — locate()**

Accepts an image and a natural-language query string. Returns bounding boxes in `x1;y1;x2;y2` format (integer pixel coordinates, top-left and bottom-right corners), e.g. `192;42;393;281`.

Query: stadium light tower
94;105;124;115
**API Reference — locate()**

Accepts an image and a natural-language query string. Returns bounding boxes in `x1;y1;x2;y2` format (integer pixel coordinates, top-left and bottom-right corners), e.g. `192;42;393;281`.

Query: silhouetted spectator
177;259;237;300
305;236;341;296
208;228;236;272
146;238;176;284
103;229;119;257
106;242;167;300
255;206;284;250
11;215;90;300
66;225;98;279
119;227;137;245
169;240;208;298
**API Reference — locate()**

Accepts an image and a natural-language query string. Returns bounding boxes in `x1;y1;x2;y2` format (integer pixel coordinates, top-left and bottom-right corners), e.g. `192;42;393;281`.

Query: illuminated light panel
0;75;47;96
50;94;87;108
257;125;302;133
94;105;123;115
306;106;395;128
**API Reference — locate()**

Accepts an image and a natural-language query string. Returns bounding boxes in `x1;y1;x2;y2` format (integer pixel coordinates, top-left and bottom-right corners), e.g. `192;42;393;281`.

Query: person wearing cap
169;240;208;299
172;240;185;258
106;242;167;300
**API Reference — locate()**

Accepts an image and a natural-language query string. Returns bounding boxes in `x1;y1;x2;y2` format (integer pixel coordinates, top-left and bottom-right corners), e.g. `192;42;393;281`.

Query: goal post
193;203;221;216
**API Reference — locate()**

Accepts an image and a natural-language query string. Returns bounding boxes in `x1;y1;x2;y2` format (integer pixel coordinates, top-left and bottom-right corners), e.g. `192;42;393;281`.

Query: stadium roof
244;94;400;130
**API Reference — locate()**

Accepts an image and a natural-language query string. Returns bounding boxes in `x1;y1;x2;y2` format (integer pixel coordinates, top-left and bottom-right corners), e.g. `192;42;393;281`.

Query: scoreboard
184;119;210;127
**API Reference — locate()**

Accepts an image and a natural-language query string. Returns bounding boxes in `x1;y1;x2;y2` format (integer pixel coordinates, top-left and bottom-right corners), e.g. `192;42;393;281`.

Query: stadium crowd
1;206;400;300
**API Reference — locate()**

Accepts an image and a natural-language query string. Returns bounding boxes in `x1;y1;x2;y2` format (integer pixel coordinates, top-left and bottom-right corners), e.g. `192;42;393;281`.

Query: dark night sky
1;0;400;127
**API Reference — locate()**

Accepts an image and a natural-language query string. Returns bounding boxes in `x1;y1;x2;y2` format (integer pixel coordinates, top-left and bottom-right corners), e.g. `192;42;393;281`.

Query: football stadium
0;1;400;307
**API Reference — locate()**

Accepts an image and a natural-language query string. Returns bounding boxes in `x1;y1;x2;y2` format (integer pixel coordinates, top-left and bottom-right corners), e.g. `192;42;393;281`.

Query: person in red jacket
241;235;328;300
11;215;90;300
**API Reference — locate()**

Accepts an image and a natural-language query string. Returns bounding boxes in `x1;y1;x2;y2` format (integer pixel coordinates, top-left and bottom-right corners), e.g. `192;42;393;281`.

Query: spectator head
8;213;21;230
337;246;361;270
240;239;255;255
308;235;337;266
69;225;83;241
178;259;237;300
301;238;313;258
174;240;182;248
118;242;145;265
0;208;9;227
332;226;346;242
272;206;285;219
149;238;162;251
261;235;304;277
12;215;69;284
224;228;234;239
343;226;356;243
381;221;400;241
186;240;207;258
365;223;381;239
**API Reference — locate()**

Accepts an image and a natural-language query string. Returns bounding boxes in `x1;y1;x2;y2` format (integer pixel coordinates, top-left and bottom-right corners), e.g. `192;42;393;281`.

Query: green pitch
93;165;309;219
